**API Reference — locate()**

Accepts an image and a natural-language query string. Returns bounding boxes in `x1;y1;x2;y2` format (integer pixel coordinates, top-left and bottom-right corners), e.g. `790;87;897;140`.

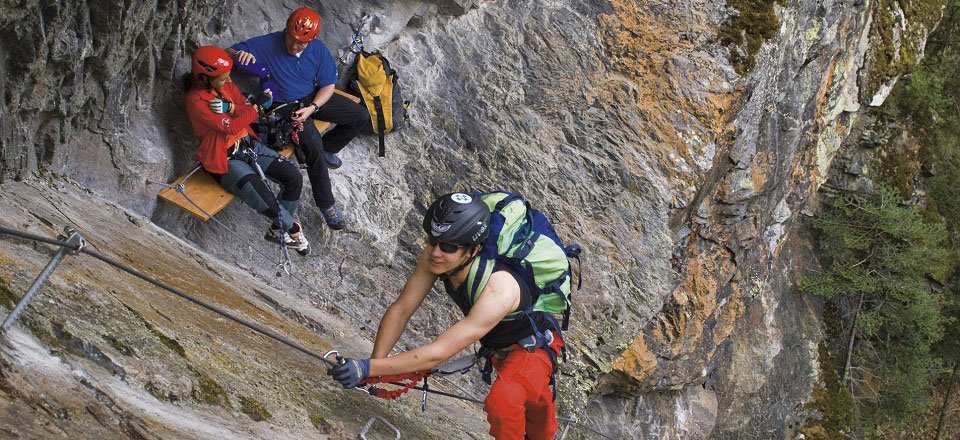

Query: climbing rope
288;119;305;147
362;371;431;400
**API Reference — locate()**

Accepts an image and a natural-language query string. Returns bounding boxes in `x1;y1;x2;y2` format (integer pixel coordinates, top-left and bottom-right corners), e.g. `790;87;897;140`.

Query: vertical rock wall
589;0;942;437
0;0;234;213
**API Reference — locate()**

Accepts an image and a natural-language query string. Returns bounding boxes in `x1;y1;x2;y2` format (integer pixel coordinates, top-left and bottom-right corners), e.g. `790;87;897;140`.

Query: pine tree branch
935;359;959;440
843;292;866;385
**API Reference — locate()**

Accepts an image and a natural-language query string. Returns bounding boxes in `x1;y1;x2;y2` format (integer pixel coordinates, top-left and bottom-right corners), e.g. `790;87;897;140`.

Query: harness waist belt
493;330;554;356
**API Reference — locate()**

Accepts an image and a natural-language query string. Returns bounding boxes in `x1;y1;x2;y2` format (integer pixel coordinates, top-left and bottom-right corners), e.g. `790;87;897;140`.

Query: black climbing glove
327;357;370;389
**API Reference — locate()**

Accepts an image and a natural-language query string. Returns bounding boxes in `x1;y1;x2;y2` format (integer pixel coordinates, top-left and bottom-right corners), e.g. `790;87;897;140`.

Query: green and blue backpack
466;192;581;362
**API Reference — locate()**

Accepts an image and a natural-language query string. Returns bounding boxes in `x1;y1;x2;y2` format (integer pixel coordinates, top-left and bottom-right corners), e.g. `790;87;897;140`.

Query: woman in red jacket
183;46;309;254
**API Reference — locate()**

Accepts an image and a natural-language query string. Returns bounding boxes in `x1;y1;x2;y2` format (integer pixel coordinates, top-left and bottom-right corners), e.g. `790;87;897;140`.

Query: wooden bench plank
159;121;324;221
334;88;362;104
159;90;362;221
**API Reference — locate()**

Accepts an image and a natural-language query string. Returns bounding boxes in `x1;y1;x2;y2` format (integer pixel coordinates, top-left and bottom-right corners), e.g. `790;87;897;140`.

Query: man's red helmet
191;46;232;76
286;7;321;42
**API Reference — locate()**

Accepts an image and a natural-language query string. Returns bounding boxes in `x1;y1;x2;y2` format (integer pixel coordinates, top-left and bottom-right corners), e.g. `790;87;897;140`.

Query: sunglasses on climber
427;237;463;254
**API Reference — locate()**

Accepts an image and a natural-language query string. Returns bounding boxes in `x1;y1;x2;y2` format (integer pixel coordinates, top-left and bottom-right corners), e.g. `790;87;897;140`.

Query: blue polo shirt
231;31;338;102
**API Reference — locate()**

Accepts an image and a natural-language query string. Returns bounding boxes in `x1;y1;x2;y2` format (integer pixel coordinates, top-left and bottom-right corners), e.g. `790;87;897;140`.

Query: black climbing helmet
422;193;490;247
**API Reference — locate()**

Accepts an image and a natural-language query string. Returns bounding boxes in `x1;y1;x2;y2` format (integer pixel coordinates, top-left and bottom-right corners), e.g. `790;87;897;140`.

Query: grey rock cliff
0;0;943;438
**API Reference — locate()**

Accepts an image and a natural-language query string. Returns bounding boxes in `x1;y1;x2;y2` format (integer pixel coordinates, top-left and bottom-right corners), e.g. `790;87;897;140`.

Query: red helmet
191;46;232;76
286;7;321;42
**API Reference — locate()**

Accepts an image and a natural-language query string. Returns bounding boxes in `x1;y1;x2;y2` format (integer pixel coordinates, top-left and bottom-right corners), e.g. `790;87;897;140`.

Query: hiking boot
266;222;309;255
321;205;345;230
324;151;342;169
264;225;282;242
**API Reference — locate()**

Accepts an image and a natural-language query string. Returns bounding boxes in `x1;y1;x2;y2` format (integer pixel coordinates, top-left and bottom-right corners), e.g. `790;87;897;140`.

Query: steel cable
3;215;606;438
0;226;332;365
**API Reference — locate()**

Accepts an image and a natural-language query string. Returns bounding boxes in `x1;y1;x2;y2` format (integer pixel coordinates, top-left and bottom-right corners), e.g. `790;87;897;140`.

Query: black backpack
344;51;409;156
250;101;307;167
255;105;295;148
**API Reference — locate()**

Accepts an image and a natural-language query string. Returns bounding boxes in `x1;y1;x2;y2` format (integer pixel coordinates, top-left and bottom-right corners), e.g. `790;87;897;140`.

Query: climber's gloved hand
254;89;273;109
327;357;370;389
209;98;232;114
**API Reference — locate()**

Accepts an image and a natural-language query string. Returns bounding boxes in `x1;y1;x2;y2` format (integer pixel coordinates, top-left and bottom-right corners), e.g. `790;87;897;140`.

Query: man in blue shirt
229;7;370;230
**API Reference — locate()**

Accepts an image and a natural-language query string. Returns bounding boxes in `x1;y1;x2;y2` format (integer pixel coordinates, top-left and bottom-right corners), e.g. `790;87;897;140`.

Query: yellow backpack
345;51;409;156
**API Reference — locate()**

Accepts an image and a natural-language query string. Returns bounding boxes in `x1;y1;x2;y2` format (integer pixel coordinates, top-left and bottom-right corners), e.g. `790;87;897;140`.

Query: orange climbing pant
484;331;563;440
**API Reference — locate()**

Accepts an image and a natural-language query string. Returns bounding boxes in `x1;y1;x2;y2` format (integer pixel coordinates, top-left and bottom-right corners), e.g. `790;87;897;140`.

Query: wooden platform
158;91;361;221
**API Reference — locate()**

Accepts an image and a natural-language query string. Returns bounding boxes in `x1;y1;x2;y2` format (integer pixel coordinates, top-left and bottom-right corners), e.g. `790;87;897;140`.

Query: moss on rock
192;371;231;408
0;276;16;309
864;0;945;98
239;395;272;422
145;381;180;403
718;0;783;74
103;334;135;357
144;322;186;358
798;345;854;439
308;410;325;429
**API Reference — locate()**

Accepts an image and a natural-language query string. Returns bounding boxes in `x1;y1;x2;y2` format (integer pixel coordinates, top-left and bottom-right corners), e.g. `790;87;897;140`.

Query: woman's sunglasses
427;237;463;254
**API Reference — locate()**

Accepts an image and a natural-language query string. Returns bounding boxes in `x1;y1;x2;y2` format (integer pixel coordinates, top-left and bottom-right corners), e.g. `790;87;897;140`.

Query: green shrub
803;186;952;430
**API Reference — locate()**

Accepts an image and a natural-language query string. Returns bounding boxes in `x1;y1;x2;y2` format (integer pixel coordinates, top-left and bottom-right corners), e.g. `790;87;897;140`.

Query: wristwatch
309;103;319;112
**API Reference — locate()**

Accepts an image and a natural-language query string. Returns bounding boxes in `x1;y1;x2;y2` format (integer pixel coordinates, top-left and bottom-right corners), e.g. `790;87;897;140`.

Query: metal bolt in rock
0;228;85;336
360;415;401;440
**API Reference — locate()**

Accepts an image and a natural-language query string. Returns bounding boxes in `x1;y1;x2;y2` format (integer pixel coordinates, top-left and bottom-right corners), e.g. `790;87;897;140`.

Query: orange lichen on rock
612;333;658;383
814;54;839;123
711;283;745;344
751;152;772;192
613;240;739;386
597;0;738;184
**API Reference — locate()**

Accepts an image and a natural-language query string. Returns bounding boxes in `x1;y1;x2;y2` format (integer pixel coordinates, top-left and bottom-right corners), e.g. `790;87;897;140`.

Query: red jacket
184;82;259;174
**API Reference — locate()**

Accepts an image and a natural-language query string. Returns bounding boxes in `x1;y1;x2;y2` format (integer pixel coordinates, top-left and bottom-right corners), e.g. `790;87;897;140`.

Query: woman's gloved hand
209;98;233;114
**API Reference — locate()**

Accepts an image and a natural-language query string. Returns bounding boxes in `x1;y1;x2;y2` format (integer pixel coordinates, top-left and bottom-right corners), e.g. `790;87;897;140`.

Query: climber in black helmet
328;192;563;440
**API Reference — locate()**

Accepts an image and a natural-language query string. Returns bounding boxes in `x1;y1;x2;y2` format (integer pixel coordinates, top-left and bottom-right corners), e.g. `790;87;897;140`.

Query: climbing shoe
321;205;345;230
285;233;310;256
324;151;342;169
284;224;310;256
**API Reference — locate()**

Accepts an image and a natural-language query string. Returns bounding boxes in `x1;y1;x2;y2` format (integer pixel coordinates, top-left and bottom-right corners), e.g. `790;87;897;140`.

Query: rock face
0;0;944;438
0;181;484;438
